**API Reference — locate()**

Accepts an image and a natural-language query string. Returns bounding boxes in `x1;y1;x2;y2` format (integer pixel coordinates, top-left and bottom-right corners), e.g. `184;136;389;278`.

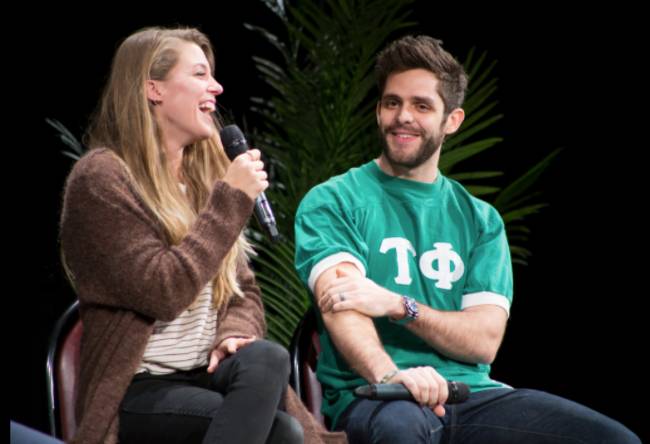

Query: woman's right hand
207;336;257;373
222;149;269;200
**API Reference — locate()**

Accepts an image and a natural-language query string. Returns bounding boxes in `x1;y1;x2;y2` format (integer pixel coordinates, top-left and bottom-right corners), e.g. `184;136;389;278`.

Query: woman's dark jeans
119;339;303;444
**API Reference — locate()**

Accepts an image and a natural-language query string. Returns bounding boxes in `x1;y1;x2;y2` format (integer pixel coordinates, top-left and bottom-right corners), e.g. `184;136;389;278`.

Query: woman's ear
146;80;164;105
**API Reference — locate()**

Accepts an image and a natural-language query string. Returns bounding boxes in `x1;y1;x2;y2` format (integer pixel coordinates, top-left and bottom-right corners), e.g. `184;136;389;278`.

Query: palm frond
45;118;85;159
447;171;504;181
494;148;563;213
439;138;503;171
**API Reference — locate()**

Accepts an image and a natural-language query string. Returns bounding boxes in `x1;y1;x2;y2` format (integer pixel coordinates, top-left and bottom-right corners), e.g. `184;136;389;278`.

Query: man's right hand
387;366;449;417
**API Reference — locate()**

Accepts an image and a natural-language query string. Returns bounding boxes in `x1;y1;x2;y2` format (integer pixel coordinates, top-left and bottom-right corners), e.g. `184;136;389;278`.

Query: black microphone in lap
354;381;470;404
220;125;280;241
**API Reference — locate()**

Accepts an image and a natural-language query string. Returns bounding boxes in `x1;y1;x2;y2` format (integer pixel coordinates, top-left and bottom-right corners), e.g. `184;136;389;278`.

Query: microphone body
354;381;470;404
219;125;279;241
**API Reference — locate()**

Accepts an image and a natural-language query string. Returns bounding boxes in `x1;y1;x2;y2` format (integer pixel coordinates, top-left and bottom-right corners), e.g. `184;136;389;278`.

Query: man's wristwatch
390;295;419;325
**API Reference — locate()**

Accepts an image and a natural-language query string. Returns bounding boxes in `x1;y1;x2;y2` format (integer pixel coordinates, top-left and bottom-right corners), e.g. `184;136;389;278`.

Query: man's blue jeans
337;388;640;443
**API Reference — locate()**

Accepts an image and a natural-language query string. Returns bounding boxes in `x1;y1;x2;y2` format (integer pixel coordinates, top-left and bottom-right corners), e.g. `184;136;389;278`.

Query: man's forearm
404;303;506;364
322;310;397;383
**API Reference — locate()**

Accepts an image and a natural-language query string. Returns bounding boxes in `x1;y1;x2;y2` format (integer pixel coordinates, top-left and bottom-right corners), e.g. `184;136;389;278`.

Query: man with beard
294;36;639;443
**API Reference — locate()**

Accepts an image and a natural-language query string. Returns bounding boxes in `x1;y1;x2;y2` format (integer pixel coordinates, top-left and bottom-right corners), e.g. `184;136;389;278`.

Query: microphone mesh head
220;125;247;160
449;381;470;403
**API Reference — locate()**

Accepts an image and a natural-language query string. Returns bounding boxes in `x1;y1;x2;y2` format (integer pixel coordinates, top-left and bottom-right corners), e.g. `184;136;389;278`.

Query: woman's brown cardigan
60;149;346;443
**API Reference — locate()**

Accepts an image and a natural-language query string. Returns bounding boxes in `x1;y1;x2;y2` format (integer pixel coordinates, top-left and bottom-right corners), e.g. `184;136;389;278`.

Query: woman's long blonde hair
85;26;253;309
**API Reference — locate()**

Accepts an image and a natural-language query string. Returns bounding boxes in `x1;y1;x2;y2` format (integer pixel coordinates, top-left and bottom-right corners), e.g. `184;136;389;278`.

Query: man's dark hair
376;35;468;117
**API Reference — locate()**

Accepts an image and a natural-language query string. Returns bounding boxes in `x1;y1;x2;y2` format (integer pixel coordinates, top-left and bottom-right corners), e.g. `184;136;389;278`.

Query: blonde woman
59;27;302;444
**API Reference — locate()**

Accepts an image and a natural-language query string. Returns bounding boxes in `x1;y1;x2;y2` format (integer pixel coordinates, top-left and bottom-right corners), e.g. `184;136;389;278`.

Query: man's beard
378;123;444;170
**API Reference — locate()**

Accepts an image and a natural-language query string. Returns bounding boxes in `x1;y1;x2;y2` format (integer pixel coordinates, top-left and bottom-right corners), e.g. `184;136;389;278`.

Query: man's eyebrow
381;94;436;106
411;96;436;105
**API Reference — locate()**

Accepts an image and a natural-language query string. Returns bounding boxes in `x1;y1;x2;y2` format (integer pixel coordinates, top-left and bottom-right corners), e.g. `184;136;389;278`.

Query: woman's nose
208;77;224;96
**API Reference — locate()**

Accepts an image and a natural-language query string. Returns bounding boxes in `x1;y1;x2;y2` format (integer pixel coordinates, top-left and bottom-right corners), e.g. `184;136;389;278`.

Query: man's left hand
319;268;403;318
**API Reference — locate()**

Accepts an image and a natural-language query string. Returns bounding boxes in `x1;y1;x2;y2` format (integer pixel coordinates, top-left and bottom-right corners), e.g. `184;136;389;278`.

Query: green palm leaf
45;118;84;160
494;148;563;213
439;138;503;171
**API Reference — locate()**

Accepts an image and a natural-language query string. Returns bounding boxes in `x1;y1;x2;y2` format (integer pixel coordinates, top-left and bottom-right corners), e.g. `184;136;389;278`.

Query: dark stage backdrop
17;2;644;441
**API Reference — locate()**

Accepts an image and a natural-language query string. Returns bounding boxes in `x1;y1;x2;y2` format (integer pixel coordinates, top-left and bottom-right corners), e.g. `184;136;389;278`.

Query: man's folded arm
313;262;397;383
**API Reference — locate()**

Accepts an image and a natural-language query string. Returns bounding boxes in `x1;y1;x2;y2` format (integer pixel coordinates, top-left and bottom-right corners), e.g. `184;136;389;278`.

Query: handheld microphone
219;125;280;241
354;381;469;404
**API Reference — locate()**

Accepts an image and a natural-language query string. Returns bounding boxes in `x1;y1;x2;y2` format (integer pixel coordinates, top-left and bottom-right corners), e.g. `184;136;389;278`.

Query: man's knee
368;401;441;444
514;389;640;444
592;418;641;444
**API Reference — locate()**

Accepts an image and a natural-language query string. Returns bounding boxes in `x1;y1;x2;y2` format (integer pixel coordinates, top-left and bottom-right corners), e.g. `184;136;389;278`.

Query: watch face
391;296;419;325
404;297;419;319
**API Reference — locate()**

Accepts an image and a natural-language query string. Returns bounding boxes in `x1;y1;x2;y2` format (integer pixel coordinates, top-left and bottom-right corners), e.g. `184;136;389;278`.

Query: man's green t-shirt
295;160;513;428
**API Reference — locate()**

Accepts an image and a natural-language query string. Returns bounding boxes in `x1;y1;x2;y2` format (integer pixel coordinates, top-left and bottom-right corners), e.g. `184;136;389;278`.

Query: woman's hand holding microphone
222;149;269;201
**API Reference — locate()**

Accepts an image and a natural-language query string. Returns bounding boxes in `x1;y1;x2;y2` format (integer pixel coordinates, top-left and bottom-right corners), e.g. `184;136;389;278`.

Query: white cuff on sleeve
308;253;366;293
461;292;511;317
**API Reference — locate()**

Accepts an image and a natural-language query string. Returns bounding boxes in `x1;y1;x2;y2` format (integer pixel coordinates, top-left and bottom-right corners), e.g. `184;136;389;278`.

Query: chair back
46;300;82;441
289;308;325;426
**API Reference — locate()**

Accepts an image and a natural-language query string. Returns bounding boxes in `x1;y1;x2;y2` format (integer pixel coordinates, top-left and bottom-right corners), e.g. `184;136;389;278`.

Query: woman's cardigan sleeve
60;149;255;321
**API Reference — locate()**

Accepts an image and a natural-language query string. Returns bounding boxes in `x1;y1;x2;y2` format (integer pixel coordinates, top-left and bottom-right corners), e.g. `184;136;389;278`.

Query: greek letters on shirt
380;237;465;290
